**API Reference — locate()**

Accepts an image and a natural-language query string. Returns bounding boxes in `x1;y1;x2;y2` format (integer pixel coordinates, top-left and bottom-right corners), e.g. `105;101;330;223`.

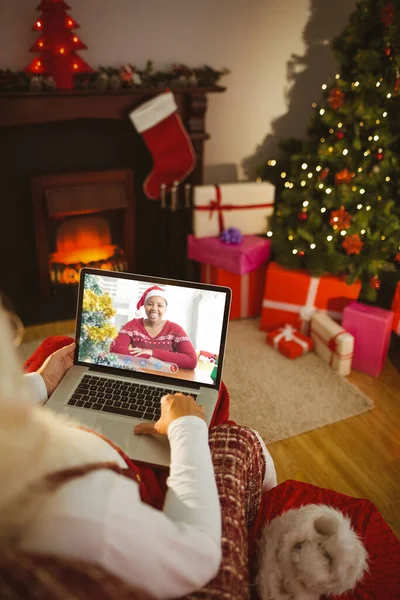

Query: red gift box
267;324;314;359
200;263;266;320
391;281;400;335
261;262;361;333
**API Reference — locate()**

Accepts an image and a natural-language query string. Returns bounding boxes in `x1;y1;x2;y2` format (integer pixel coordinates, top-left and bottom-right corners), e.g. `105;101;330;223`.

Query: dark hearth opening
31;169;134;294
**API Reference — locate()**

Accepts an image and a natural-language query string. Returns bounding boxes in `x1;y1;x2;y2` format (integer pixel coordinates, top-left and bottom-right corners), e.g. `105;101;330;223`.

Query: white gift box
193;182;275;238
310;312;354;376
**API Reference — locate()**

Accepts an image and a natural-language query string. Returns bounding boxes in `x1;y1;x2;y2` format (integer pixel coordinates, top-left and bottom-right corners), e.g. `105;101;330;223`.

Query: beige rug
223;319;374;444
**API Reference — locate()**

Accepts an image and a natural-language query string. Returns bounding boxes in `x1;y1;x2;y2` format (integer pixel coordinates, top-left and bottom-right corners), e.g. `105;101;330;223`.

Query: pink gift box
342;301;394;377
187;235;271;275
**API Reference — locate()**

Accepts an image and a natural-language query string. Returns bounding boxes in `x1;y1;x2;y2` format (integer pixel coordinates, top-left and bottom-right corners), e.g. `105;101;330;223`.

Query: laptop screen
75;269;230;389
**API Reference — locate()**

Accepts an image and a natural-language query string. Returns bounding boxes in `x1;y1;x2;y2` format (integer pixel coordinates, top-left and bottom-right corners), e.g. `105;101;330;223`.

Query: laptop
46;267;231;467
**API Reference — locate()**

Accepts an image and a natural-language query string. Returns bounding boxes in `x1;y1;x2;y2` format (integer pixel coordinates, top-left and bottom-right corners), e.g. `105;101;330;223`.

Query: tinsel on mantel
0;61;230;93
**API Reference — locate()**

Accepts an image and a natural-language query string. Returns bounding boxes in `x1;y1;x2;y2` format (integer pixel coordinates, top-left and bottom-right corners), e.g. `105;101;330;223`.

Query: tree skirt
223;319;374;444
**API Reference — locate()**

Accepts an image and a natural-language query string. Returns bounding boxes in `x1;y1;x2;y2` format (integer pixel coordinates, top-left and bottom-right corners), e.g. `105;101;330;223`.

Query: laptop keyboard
67;375;197;422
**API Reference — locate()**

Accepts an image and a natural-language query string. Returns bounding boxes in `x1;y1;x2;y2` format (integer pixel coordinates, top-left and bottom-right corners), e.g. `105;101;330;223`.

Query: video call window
77;273;226;386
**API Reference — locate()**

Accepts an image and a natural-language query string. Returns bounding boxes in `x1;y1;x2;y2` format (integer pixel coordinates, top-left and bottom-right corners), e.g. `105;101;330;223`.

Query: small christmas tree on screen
26;0;94;89
261;0;400;301
80;275;118;360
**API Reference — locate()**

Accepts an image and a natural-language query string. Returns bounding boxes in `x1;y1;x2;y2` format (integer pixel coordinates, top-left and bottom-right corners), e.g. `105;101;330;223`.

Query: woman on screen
110;285;198;369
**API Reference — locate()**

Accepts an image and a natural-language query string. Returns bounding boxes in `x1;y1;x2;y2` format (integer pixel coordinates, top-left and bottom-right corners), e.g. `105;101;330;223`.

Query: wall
1;0;356;179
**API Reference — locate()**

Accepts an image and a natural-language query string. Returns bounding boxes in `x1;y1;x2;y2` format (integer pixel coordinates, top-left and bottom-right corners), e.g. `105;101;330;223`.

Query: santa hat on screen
136;285;168;316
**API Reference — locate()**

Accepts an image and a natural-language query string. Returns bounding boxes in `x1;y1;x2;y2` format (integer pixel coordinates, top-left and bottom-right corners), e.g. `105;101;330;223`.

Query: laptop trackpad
93;418;141;457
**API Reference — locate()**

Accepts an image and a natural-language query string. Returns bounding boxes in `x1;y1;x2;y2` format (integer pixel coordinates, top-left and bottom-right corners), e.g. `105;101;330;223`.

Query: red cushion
249;480;400;600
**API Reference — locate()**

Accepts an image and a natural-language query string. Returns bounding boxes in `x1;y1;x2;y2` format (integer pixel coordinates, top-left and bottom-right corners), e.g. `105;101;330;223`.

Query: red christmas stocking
129;91;196;200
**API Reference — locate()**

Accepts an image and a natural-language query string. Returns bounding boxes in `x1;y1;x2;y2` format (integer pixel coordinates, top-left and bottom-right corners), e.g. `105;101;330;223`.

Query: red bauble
298;250;305;257
336;131;345;139
370;275;381;290
385;45;392;57
376;152;384;161
298;211;308;222
395;252;400;263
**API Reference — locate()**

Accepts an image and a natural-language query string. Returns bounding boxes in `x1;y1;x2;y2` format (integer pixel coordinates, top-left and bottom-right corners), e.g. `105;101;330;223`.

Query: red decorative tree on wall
26;0;94;90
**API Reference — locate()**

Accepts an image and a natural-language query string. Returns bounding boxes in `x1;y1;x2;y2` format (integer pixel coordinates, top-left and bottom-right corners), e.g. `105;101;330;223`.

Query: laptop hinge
87;365;202;391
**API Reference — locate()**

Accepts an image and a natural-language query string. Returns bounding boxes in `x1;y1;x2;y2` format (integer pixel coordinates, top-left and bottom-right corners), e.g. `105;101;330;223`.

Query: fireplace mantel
0;86;225;187
0;86;224;129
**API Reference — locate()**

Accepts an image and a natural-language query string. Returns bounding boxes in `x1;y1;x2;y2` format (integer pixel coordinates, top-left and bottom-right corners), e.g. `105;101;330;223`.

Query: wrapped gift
267;324;313;359
260;262;361;334
342;301;394;377
391;281;400;335
310;312;354;376
193;182;275;238
201;263;266;320
188;235;271;275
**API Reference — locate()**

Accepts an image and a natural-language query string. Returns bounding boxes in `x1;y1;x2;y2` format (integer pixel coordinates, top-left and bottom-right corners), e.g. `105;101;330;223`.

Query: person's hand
37;343;75;397
129;347;153;357
134;393;206;436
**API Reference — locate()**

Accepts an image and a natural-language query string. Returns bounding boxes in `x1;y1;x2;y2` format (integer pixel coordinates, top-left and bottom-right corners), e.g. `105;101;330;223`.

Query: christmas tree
80;274;118;361
260;0;400;301
26;0;93;89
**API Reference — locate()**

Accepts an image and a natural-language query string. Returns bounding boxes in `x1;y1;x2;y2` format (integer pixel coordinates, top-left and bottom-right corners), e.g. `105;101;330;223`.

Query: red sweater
110;319;198;369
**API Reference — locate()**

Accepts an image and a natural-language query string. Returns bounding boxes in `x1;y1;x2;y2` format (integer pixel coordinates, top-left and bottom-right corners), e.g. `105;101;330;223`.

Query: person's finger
134;422;157;435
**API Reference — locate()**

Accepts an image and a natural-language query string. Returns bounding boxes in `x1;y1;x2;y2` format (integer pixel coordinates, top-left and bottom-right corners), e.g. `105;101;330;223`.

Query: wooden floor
270;360;400;538
23;319;400;538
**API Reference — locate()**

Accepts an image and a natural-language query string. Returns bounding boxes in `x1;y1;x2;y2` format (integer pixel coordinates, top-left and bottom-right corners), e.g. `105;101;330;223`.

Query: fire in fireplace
49;215;128;285
31;169;135;295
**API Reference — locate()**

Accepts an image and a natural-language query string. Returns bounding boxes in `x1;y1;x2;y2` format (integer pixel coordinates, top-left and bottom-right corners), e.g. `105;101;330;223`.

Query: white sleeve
23;373;48;404
102;416;222;598
21;416;222;600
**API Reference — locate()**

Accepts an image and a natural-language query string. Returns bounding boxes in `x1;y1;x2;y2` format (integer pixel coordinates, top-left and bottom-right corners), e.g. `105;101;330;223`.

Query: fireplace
31;169;134;295
0;87;224;325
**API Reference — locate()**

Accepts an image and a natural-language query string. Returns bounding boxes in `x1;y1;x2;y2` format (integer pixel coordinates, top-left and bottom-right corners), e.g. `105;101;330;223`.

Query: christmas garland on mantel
0;61;230;93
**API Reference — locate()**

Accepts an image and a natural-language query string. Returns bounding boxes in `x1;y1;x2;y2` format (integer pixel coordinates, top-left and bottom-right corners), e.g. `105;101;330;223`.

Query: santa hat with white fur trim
136;285;168;316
